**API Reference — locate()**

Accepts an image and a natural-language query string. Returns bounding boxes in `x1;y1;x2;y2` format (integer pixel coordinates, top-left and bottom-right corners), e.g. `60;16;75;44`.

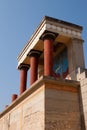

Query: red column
19;64;29;95
44;38;53;76
29;50;41;85
41;32;56;76
12;94;18;102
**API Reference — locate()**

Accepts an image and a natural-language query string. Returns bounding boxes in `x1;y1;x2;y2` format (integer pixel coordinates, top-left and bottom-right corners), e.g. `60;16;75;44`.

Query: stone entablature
17;16;83;68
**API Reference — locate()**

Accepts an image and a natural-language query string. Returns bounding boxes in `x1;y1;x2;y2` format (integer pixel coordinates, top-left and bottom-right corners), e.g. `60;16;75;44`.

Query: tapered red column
28;50;41;85
41;32;57;76
44;38;53;76
19;64;29;95
12;94;18;102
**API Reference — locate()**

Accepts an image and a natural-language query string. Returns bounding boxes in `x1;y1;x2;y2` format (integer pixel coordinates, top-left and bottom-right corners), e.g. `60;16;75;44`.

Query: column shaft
41;31;57;76
12;94;18;102
30;56;38;85
44;38;54;76
29;50;41;85
20;67;28;94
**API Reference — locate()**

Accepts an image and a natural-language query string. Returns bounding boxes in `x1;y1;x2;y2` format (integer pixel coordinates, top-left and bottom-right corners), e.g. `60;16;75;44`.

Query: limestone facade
0;76;84;130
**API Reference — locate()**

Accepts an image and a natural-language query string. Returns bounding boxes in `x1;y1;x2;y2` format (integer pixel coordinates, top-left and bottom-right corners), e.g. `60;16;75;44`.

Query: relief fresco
53;48;68;78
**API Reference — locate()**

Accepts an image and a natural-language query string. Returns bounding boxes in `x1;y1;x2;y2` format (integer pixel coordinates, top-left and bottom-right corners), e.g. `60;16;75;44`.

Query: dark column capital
40;31;58;41
18;63;30;70
28;49;41;58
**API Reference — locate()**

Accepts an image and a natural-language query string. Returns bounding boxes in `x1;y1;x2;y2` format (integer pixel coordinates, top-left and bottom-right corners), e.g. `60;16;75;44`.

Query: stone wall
80;78;87;129
0;76;83;130
45;82;82;130
0;83;45;130
68;38;84;73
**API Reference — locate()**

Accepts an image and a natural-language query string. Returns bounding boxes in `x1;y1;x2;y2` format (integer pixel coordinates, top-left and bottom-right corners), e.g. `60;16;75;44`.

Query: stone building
0;16;87;130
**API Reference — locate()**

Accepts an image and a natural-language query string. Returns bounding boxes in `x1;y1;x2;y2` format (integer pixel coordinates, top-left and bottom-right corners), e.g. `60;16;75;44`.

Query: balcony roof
17;16;83;68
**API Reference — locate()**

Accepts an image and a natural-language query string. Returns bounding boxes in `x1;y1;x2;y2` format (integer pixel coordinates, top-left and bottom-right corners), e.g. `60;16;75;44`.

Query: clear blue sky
0;0;87;112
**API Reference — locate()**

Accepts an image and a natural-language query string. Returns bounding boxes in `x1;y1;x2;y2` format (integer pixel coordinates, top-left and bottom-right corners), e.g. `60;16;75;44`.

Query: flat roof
43;16;83;30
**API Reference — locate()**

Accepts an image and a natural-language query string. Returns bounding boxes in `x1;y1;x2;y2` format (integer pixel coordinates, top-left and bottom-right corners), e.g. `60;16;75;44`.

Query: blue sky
0;0;87;112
